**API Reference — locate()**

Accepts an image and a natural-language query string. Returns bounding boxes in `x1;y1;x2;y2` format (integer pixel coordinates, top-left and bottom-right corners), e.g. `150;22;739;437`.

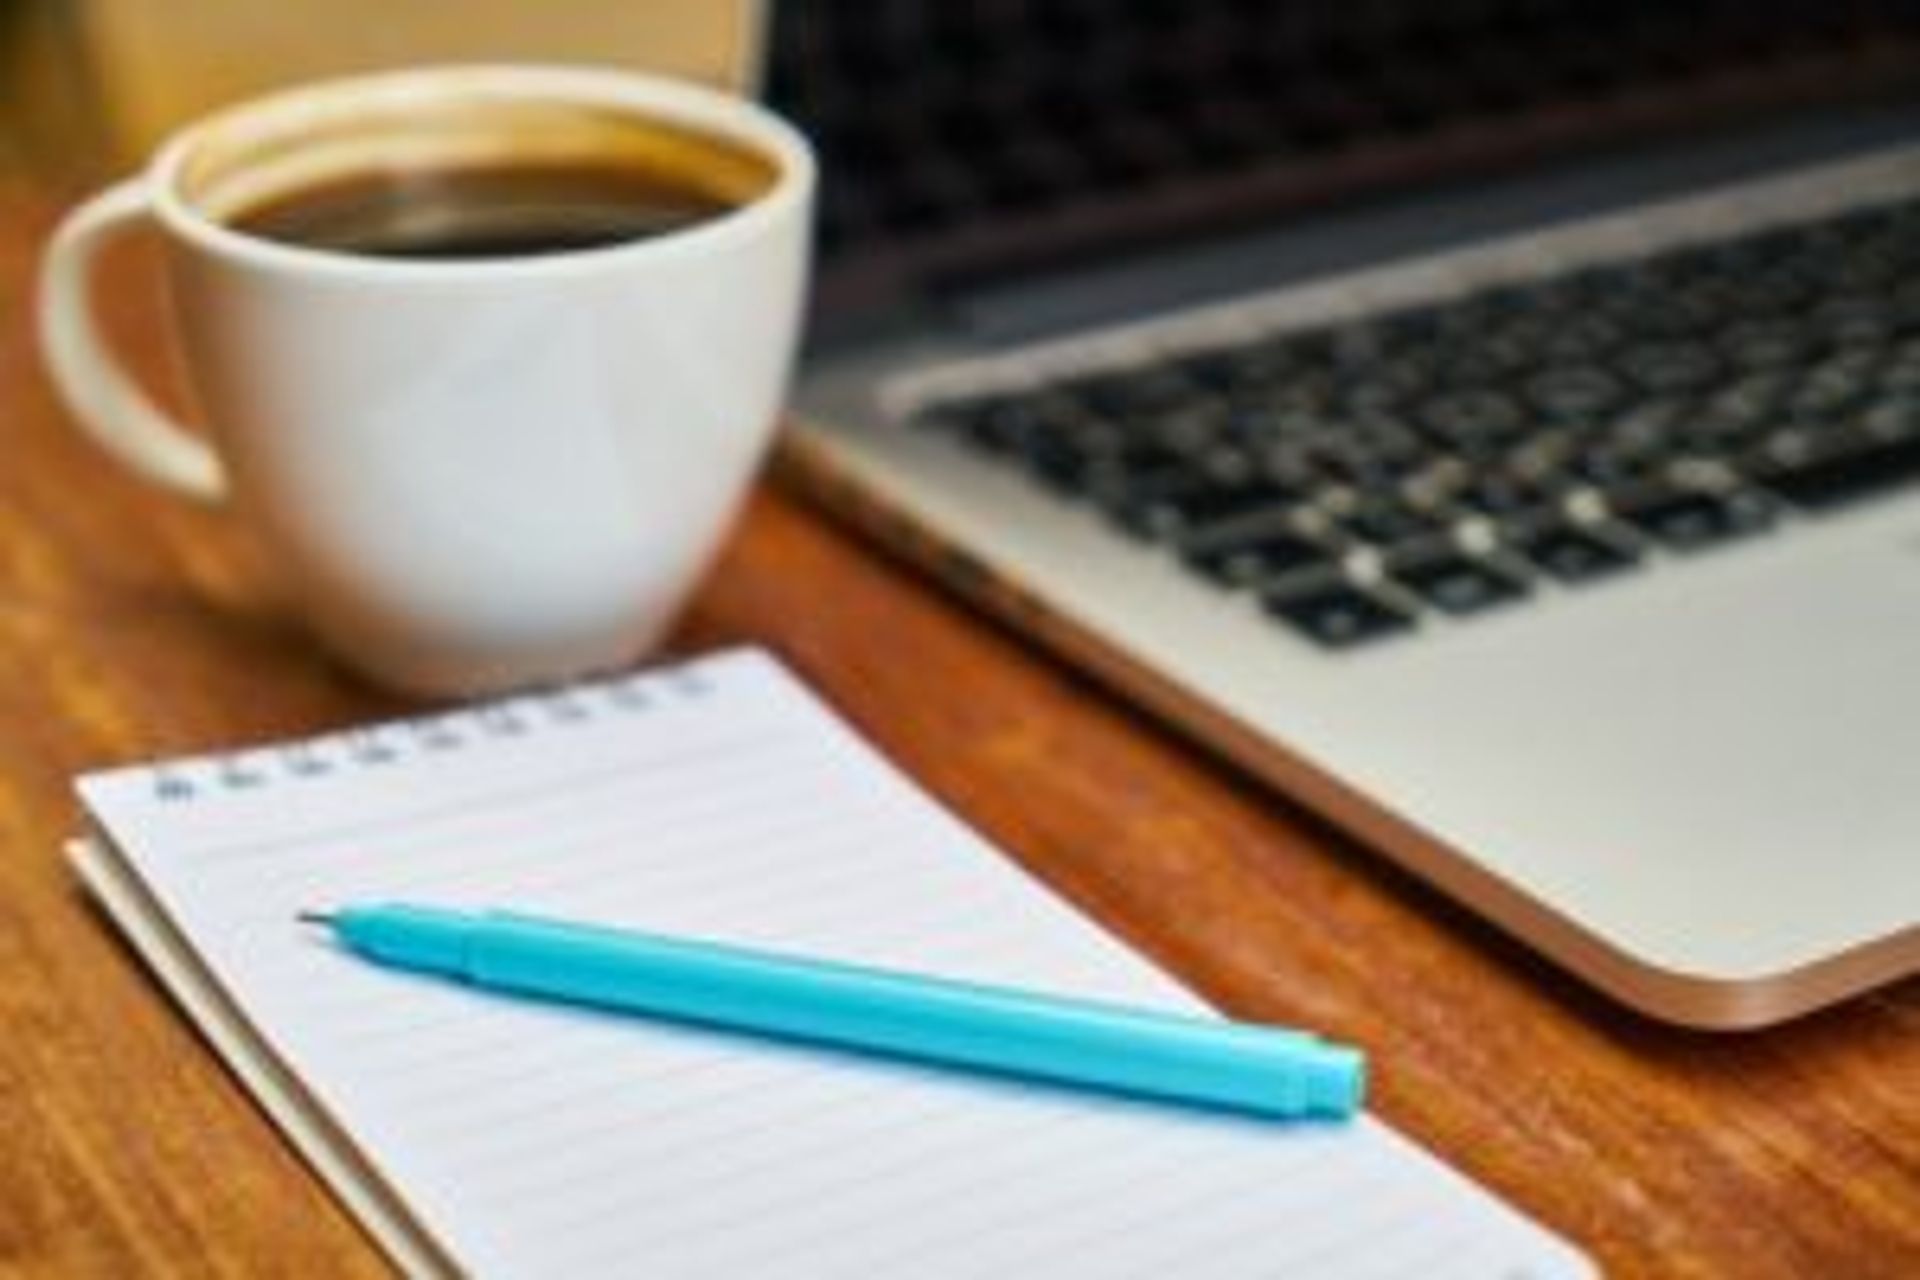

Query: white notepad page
77;648;1591;1279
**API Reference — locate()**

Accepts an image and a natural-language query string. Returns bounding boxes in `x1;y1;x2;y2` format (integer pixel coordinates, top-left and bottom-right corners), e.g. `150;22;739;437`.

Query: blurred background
0;0;760;185
6;1;1916;267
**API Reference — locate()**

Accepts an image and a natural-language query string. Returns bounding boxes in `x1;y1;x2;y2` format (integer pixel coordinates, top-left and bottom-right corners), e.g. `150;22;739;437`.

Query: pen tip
296;910;336;927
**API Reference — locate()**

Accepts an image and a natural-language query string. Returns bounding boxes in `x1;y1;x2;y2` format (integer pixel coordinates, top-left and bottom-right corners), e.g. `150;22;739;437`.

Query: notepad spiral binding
144;663;718;803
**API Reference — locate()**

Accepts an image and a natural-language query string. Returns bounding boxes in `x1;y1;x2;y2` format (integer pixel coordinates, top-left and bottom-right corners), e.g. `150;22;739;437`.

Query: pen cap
1296;1040;1367;1117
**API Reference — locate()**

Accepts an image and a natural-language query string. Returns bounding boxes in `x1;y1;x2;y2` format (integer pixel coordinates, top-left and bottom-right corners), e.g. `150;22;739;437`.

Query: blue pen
301;903;1365;1121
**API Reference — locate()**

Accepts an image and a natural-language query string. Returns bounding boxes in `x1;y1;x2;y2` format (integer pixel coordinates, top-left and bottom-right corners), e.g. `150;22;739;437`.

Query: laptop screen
766;0;1920;319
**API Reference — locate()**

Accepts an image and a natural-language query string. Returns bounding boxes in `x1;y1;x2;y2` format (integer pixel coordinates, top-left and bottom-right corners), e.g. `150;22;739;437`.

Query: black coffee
230;161;737;260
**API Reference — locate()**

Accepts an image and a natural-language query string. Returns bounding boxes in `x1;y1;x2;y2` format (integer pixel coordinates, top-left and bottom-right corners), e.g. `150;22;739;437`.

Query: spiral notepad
71;648;1592;1279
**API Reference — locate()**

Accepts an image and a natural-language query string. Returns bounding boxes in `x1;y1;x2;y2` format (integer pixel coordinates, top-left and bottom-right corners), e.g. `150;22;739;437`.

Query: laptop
764;1;1920;1028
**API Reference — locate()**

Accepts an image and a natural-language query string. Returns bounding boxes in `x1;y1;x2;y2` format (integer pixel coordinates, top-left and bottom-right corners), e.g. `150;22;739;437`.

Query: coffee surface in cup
228;160;736;259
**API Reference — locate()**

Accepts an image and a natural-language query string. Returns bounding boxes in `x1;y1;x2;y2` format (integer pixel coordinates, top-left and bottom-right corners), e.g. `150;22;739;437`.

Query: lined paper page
80;649;1590;1279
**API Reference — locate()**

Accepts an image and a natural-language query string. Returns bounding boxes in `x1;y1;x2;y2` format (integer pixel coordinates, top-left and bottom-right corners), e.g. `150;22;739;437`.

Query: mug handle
38;178;228;503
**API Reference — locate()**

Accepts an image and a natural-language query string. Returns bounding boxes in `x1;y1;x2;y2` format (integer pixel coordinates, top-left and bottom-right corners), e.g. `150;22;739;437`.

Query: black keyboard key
1442;331;1540;383
1812;294;1900;348
1504;428;1582;488
1642;239;1726;280
1167;344;1268;390
1664;285;1738;336
1482;278;1584;317
1541;313;1626;361
985;419;1185;495
1376;305;1443;348
1525;365;1626;422
1185;531;1332;586
1240;433;1305;483
913;395;1002;437
1693;372;1789;442
1342;414;1432;473
925;393;1078;451
1186;440;1264;484
1028;428;1189;494
1339;498;1442;549
1676;410;1768;455
1059;367;1196;418
1095;470;1200;533
1019;432;1097;492
1749;425;1823;472
1419;389;1527;452
1269;329;1337;369
1454;472;1552;519
1111;480;1293;541
1717;318;1816;371
1512;522;1638;583
1327;319;1400;369
1615;340;1722;394
1862;397;1920;442
1570;437;1665;490
1264;580;1412;649
1723;265;1820;316
1610;485;1772;548
1339;357;1434;412
1788;351;1881;417
1881;339;1920;393
1750;433;1920;509
1312;426;1427;490
1227;403;1336;443
1389;552;1530;615
1259;371;1341;416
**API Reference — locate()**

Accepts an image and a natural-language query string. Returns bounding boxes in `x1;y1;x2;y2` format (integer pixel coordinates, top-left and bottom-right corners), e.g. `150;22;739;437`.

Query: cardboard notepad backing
72;648;1592;1278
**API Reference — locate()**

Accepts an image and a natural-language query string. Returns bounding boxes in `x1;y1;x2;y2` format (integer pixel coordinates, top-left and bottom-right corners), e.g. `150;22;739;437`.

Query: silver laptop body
770;4;1920;1026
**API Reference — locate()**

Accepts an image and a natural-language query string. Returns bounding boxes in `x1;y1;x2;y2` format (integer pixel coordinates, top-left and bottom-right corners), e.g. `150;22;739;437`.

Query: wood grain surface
0;189;1914;1279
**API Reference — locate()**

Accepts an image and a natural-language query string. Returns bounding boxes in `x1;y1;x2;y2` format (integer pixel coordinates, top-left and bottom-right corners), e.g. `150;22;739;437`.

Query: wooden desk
0;189;1914;1279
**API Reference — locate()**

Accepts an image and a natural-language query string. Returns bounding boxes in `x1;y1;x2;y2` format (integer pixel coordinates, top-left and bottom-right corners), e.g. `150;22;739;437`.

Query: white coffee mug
39;65;814;696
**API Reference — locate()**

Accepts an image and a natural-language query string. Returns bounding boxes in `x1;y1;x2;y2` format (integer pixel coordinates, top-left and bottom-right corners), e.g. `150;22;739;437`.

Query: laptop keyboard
906;196;1920;649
